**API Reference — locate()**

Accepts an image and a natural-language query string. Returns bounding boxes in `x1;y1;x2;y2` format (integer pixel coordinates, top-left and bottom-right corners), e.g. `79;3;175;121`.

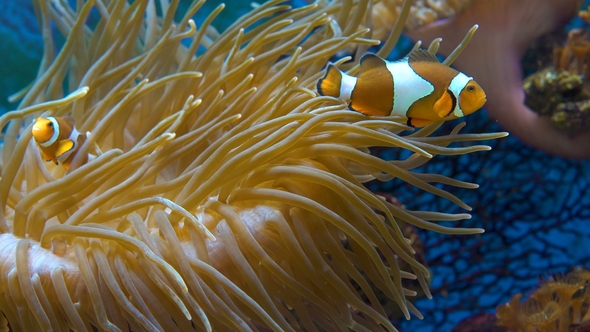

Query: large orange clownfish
32;116;87;170
317;50;487;127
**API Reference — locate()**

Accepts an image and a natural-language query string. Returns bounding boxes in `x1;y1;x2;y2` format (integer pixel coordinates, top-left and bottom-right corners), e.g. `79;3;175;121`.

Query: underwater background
2;0;590;331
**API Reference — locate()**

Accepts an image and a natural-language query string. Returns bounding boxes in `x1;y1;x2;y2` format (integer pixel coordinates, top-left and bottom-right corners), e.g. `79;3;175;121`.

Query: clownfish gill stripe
448;73;472;117
387;60;433;116
445;89;457;118
40;117;60;148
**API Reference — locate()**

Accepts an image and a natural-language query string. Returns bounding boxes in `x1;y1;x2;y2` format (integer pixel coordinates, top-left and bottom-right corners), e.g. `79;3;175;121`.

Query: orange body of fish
317;50;487;127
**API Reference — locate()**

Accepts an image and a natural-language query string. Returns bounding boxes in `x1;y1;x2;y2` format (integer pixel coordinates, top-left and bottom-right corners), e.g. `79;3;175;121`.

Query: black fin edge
445;89;457;118
317;63;336;96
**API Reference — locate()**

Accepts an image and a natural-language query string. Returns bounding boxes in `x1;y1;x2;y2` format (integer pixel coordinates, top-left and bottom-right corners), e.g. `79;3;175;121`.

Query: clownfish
317;50;486;127
32;116;87;170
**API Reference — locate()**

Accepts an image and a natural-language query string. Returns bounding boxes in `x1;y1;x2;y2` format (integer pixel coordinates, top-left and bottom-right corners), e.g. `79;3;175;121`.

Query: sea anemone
0;0;505;331
407;0;590;159
372;0;475;33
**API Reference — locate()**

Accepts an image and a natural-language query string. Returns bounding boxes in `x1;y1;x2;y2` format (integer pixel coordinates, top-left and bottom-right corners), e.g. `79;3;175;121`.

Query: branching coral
0;0;505;331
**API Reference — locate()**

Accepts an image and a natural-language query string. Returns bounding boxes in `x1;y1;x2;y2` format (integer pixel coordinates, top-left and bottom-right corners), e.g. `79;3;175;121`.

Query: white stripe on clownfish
40;117;61;147
57;125;83;163
386;58;434;116
448;72;472;118
340;73;357;101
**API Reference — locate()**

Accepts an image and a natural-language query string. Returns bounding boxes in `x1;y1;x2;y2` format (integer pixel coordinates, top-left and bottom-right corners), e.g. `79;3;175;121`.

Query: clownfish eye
466;85;475;92
47;122;53;128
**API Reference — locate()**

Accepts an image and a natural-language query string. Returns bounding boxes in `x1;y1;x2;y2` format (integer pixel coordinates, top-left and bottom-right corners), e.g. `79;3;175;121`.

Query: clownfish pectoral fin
407;117;433;127
408;49;441;63
317;64;343;98
433;89;456;118
55;139;75;159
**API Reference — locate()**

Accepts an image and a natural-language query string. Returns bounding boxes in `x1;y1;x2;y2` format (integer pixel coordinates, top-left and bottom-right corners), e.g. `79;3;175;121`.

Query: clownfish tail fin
317;64;343;98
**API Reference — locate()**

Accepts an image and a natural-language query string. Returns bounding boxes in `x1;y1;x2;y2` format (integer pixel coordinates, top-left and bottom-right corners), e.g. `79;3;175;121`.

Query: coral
0;0;505;331
556;28;590;76
372;0;475;33
523;69;587;116
406;0;590;159
522;68;590;135
496;268;590;332
522;6;590;137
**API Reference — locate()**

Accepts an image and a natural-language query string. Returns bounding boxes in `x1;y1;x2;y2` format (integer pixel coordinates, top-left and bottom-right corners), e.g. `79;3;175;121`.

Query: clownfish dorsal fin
55;139;75;158
359;53;387;73
408;49;441;63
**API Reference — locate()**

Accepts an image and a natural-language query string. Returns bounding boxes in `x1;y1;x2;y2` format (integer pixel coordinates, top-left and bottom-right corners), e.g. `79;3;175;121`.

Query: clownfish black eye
467;85;475;92
47;122;53;127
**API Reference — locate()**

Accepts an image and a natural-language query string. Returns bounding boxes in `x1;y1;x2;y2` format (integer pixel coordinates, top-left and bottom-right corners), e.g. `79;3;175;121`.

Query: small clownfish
317;50;487;127
32;116;87;170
